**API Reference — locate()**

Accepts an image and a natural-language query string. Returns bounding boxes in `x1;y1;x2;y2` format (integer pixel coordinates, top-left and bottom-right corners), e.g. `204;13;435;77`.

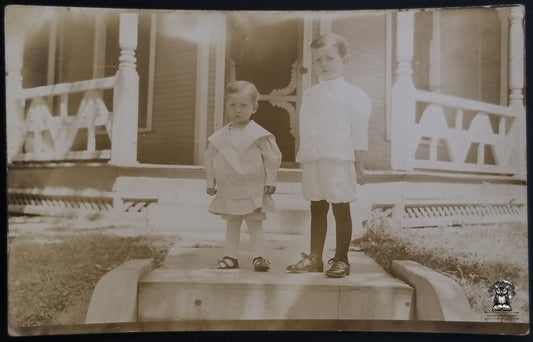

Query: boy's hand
206;188;217;196
264;186;276;194
355;160;367;185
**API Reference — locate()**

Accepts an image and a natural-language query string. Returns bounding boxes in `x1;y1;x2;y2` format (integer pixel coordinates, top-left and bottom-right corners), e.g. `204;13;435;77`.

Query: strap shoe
253;256;271;272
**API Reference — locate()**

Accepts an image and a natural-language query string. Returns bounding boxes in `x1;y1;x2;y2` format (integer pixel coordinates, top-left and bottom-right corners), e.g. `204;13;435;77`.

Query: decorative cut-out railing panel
13;77;116;162
412;90;519;174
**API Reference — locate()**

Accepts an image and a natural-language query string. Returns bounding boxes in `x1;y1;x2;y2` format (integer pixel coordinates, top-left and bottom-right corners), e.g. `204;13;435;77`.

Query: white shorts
301;160;358;203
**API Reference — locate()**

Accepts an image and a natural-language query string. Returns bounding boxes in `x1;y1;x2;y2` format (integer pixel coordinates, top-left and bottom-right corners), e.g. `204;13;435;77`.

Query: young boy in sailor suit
205;80;282;271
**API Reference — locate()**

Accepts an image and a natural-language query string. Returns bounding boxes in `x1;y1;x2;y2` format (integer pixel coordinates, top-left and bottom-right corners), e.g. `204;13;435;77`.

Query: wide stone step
138;267;413;321
136;235;413;321
86;231;479;330
85;233;477;325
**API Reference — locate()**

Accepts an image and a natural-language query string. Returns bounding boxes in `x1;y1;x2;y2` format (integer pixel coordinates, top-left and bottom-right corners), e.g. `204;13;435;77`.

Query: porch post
391;11;416;171
111;13;139;166
508;6;526;178
5;7;25;164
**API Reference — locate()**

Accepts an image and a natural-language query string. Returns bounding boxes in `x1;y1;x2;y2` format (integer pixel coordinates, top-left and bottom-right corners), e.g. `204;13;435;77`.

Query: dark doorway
228;13;299;163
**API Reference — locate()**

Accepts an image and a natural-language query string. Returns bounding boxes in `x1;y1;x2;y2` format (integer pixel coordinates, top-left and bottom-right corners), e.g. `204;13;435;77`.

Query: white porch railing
391;9;525;177
12;77;115;162
7;13;139;165
412;91;519;174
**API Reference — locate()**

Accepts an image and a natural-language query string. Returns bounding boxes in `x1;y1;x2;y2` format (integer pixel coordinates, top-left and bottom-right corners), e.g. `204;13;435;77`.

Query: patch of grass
8;232;173;327
353;212;529;322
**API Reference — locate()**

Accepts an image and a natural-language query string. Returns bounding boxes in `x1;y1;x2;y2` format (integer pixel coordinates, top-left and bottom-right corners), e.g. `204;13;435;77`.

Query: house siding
440;8;501;104
137;17;197;165
22;22;50;88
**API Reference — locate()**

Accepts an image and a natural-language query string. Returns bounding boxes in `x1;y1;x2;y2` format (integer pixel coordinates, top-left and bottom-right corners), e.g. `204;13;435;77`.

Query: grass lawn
353;213;529;323
7;216;175;328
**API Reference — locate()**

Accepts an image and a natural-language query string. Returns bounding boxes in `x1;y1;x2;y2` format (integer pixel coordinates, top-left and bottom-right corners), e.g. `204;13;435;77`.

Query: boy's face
312;44;347;80
226;93;257;126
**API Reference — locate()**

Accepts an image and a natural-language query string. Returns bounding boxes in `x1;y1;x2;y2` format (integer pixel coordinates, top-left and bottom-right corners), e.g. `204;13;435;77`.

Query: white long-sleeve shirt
296;77;371;163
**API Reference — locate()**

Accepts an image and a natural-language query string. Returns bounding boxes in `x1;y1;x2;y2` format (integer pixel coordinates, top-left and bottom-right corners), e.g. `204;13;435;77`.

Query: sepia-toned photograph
5;2;529;337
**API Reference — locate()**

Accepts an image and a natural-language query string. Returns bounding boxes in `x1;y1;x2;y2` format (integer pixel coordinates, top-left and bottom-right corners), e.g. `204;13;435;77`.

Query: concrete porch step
138;267;413;321
136;233;414;321
86;232;478;325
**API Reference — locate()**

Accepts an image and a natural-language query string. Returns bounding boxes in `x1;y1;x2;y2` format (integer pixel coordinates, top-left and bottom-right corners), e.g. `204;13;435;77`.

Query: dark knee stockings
310;200;352;264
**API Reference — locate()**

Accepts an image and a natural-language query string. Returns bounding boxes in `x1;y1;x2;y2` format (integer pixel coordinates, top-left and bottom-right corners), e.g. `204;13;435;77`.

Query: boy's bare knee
245;219;263;231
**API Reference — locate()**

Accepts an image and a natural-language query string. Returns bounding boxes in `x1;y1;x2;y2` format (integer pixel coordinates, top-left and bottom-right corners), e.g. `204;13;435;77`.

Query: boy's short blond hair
310;33;349;58
225;80;260;107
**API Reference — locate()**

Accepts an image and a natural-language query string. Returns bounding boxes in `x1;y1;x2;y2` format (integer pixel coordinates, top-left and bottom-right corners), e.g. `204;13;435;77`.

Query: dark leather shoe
325;258;350;278
286;252;323;273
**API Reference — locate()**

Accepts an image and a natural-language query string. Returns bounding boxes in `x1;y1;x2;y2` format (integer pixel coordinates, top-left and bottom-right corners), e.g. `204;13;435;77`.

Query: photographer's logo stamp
488;280;515;312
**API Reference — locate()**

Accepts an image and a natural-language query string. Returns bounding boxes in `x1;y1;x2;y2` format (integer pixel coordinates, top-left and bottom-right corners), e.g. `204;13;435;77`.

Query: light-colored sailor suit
205;120;282;219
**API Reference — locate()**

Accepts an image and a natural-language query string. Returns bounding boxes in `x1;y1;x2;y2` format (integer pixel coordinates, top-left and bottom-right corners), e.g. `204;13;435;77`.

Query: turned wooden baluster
111;13;139;166
508;6;526;178
5;7;25;163
391;11;416;171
